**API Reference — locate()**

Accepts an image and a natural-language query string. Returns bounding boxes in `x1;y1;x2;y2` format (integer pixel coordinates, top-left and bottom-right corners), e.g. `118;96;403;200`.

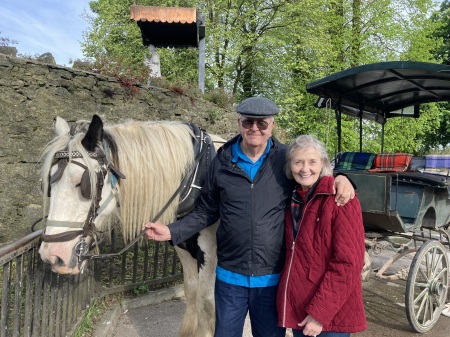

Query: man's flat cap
236;97;279;117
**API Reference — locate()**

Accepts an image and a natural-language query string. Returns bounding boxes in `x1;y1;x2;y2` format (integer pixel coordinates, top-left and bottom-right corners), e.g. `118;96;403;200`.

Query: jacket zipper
282;240;296;325
250;182;254;275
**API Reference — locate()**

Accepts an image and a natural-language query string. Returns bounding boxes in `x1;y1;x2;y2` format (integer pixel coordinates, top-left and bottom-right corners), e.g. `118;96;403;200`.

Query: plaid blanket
425;155;450;169
335;152;376;171
369;153;413;172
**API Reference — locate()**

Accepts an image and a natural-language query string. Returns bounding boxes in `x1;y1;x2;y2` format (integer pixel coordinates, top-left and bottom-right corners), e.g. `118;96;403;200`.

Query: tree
82;0;291;98
276;0;443;155
82;0;198;84
201;0;289;98
81;0;444;154
431;0;450;64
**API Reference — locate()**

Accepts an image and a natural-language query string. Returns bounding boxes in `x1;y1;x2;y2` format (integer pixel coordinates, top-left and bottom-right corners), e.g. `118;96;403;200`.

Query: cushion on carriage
424;155;450;169
423;155;450;175
407;156;425;172
368;153;413;172
334;152;376;171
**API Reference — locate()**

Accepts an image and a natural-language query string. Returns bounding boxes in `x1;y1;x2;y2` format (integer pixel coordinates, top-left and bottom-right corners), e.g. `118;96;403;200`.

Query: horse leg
195;223;218;337
175;246;200;337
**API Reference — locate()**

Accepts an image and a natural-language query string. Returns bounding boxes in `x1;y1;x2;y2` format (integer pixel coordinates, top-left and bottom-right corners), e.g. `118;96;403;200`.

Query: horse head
38;115;124;274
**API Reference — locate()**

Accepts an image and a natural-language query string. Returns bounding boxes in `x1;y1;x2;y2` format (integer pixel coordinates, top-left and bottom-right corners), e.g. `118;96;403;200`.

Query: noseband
41;146;125;259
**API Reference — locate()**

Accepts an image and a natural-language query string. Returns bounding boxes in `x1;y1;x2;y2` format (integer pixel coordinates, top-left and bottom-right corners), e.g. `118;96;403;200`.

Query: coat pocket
307;263;323;285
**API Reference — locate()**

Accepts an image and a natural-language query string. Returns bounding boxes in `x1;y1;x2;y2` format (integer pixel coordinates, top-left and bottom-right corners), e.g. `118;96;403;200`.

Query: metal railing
0;229;183;337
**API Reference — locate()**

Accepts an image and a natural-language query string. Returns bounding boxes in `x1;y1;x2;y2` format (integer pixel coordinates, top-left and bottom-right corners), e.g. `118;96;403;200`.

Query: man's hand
298;314;323;336
334;175;355;206
142;221;171;241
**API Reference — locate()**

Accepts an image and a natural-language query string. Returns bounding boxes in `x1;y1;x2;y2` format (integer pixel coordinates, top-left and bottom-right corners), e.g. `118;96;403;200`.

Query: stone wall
0;54;236;245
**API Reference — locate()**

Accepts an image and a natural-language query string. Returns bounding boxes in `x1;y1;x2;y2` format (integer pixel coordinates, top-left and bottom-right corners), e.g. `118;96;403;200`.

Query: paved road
110;278;449;337
99;250;450;337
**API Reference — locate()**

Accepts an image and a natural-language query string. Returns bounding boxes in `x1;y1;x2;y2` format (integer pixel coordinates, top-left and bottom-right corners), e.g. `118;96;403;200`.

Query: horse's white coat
38;116;225;337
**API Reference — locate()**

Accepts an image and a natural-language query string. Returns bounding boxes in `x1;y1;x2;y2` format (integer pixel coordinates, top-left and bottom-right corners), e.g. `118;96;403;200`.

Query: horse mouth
50;262;80;275
42;256;81;275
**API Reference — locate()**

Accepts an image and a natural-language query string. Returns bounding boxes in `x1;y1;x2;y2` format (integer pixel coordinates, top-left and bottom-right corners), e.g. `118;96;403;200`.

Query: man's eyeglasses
240;118;271;130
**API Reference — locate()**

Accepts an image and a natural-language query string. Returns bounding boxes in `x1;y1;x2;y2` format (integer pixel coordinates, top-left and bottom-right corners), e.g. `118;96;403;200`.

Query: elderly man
144;97;354;337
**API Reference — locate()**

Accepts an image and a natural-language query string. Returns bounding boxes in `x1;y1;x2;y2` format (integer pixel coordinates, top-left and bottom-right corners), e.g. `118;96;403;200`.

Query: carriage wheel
405;240;449;333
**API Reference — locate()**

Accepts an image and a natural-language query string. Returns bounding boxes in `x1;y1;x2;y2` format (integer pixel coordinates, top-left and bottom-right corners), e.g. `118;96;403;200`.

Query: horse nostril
54;256;65;267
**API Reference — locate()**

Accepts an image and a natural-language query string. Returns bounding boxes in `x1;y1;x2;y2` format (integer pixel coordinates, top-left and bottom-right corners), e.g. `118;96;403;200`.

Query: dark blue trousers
214;278;286;337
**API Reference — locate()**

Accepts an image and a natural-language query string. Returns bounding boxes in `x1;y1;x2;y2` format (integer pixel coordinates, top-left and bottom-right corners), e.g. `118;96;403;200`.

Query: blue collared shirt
231;136;271;181
216;137;280;288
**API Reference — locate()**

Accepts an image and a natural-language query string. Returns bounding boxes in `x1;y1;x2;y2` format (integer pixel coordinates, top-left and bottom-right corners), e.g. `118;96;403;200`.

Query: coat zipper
250;182;255;275
282;240;296;325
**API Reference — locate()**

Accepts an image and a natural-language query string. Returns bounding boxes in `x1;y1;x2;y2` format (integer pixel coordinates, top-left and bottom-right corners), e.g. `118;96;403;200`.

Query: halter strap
55;151;98;159
41;230;83;242
46;220;84;228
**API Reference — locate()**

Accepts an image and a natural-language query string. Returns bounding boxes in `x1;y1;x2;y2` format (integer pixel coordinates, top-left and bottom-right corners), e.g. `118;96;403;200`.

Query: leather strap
41;230;83;243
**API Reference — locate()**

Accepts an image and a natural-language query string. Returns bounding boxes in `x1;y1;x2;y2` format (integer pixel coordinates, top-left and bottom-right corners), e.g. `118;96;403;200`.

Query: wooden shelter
130;5;206;92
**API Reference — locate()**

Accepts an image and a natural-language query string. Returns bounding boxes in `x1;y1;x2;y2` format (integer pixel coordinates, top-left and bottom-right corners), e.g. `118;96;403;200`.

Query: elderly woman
277;135;367;337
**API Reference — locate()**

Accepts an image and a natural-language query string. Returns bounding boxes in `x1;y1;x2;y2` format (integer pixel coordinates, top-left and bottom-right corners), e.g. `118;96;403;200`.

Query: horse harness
41;145;125;258
41;124;215;263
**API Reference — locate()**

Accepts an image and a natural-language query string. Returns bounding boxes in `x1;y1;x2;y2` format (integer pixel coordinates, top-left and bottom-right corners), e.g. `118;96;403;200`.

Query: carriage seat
334;152;376;171
368;153;413;172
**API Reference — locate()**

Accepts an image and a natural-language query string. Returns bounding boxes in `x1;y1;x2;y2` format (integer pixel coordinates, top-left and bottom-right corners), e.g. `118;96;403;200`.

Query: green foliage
203;88;234;109
431;0;450;63
74;300;100;337
133;284;149;295
82;0;203;87
277;0;443;152
419;103;450;152
80;0;446;151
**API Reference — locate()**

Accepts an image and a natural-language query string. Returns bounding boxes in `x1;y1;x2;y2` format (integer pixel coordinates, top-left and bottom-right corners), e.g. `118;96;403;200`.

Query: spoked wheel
405;240;449;333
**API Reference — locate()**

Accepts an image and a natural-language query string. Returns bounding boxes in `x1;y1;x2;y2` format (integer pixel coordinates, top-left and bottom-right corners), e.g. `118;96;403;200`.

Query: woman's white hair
285;135;333;179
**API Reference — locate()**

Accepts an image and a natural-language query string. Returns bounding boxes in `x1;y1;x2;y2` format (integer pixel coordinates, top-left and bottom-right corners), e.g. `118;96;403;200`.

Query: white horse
38;115;223;337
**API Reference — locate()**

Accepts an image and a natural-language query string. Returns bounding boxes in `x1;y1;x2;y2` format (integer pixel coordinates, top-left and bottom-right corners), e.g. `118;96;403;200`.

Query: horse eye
75;183;81;188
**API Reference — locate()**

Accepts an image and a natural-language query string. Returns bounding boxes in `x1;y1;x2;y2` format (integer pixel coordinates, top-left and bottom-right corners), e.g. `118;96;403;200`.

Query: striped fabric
369;153;413;172
335;152;376;171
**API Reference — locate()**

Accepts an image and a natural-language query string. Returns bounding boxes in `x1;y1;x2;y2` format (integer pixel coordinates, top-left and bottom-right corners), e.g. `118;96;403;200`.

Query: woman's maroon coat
277;176;367;333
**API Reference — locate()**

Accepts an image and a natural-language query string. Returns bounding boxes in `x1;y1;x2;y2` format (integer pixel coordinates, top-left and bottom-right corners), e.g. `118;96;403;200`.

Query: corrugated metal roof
130;5;196;24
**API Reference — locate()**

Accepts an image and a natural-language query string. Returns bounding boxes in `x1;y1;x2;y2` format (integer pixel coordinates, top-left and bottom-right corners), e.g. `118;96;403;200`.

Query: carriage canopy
306;61;450;124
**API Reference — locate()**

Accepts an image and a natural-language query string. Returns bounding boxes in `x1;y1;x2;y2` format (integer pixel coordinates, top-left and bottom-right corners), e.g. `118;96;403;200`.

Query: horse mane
41;119;195;243
106;121;195;242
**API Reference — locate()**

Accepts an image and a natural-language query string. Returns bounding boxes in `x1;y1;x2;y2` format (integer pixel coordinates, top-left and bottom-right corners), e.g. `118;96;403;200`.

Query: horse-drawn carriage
306;61;450;333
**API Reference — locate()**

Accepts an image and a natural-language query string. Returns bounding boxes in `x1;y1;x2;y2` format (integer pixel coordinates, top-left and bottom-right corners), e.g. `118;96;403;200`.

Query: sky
0;0;93;66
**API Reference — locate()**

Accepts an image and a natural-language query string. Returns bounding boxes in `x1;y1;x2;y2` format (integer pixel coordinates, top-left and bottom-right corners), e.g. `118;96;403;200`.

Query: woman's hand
298;314;323;336
142;221;171;241
334;175;355;206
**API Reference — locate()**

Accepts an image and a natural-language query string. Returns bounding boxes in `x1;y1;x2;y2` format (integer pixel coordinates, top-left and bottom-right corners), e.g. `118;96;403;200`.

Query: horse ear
81;115;104;151
54;117;70;136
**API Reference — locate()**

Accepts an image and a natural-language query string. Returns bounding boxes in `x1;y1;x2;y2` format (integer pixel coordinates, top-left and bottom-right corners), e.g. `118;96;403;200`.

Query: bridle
41;128;213;264
41;145;125;259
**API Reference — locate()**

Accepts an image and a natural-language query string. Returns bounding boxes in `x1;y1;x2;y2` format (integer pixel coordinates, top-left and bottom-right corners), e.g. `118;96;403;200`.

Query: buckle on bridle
74;239;90;258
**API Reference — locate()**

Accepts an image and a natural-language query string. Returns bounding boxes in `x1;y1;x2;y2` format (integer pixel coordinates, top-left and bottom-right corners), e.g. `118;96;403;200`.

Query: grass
74;292;126;337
